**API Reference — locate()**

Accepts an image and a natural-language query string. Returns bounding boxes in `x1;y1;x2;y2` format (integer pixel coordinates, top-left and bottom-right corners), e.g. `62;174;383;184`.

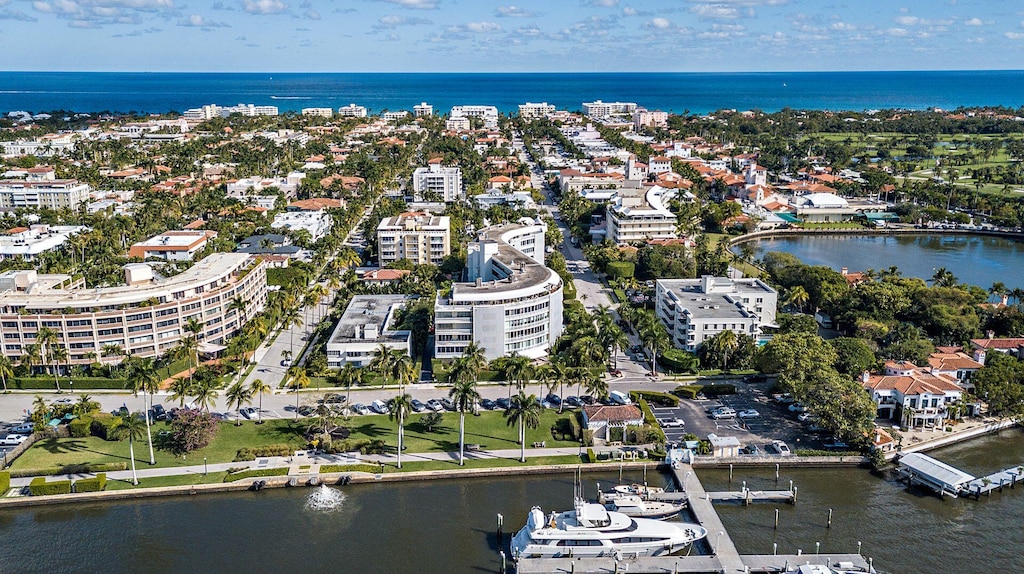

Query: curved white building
435;223;563;361
607;184;680;245
0;253;267;365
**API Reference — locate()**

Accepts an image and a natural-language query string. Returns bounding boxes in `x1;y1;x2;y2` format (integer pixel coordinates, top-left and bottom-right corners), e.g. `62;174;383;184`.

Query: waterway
751;233;1024;291
2;429;1022;573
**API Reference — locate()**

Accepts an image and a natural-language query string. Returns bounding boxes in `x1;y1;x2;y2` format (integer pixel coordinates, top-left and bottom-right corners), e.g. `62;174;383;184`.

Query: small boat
510;498;706;559
598;491;685;520
611;483;665;498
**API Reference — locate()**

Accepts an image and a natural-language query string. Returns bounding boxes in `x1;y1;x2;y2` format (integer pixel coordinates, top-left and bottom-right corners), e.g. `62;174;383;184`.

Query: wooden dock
515;553;872;573
671;463;747;573
705;489;795;505
962;465;1024;498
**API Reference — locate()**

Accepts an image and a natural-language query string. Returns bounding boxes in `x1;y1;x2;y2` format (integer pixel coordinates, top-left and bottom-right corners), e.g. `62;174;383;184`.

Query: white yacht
611;483;665;498
597;491;685;520
511;499;707;559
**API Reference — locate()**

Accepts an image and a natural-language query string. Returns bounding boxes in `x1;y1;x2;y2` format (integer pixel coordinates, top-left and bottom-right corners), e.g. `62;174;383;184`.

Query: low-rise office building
655;276;778;352
0;179;91;210
434;223;562;362
0;253;267;365
129;230;217;262
325;295;415;368
376;212;451;266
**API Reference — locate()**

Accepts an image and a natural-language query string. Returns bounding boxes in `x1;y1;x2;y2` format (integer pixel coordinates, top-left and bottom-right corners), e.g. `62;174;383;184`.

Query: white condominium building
0;179;91;210
271;210;333;242
0;225;89;261
325;295;414;368
376;212;451;266
183;103;278;119
382;111;409;121
301;108;335;117
518;102;556;119
338;103;368;118
655;276;778;353
434;223;562;362
450;105;499;128
226;172;306;198
445;117;471;131
0;253;268;365
413;102;434;116
606;185;679;244
128;230;218;262
582;100;638;117
412;159;464;202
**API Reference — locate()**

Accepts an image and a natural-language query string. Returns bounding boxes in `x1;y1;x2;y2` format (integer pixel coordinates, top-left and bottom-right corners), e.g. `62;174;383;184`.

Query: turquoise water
3;70;1024;114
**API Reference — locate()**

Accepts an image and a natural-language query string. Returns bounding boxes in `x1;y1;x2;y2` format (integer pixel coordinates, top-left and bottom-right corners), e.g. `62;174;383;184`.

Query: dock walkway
672;463;745;573
963;465;1024;497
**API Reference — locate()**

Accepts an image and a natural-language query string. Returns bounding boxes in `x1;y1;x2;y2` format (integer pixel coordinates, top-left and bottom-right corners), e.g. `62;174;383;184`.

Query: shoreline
729;225;1024;248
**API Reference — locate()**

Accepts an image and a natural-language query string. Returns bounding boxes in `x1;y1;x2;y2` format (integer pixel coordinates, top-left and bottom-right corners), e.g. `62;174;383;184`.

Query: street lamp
204;457;208;476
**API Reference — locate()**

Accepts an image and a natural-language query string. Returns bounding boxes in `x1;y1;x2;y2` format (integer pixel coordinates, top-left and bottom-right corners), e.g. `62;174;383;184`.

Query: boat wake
270;96;312;100
305;484;346;512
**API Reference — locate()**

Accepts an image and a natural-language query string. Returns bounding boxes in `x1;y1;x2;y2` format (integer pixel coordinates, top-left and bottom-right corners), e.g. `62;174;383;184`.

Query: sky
1;0;1024;72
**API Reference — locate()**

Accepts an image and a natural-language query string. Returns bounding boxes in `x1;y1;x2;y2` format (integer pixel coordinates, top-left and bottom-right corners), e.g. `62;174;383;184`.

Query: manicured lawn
390;455;586;472
10;410;583;474
105;472;229;490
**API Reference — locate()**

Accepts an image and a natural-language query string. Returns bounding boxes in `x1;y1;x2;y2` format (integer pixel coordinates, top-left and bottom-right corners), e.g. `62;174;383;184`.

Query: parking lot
652;379;827;455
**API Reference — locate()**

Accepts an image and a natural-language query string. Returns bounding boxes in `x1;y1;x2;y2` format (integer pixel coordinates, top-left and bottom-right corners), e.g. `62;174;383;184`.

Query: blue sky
2;0;1023;72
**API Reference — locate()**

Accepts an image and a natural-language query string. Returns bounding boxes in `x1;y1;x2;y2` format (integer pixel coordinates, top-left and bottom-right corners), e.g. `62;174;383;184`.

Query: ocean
2;70;1024;116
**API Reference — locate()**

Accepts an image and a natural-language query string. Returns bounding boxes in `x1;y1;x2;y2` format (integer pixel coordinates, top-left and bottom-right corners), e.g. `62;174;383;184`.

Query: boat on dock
510;498;706;559
597;490;686;520
610;483;665;498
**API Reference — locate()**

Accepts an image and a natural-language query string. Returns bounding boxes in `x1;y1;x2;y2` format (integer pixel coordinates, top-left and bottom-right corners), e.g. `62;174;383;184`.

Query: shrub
29;477;72;496
634;399;666;444
703;384;736;396
9;463;126;478
582;429;594;447
613;289;628;303
168;409;217;454
673;385;701;400
630;391;679;407
0;471;9;493
320;464;380;474
74;473;107;493
223;468;289;482
605;261;635;279
587;448;596;463
661;349;699;373
89;413;123;441
551;417;578;441
235;444;294;461
795;449;863;457
12;377;127;390
69;416;92;438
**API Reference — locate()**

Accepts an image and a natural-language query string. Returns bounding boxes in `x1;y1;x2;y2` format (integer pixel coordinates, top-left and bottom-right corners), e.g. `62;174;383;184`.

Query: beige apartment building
376;212;451;266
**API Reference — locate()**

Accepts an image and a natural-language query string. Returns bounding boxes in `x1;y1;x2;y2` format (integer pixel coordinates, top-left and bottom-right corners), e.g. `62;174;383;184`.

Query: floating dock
896;452;1024;499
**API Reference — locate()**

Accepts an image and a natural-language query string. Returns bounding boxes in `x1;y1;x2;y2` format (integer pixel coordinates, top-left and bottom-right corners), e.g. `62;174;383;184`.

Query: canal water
751;233;1024;291
1;429;1022;573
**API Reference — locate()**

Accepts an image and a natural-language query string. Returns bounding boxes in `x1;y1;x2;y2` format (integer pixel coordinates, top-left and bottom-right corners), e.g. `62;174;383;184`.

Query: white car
788;402;808;413
0;434;28;447
766;440;792;456
797;412;815;423
657;417;685;428
711;407;736;419
737;409;760;419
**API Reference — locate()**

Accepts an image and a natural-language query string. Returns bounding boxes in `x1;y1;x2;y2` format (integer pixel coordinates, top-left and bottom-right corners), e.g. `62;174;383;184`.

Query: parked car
151;404;167;421
742;444;761;455
496;398;511;410
441;398;456;411
297;405;314;417
823;437;850;450
564;396;582;408
766;440;792;456
280;359;290;367
0;434;29;446
579;395;595;405
711;407;736;419
369;400;388;414
743;374;768;383
788;402;808;413
797;412;815;423
352;403;370;416
480;399;497;410
240;407;257;419
410;399;427;413
426;399;444;413
609;391;632;405
657;417;685;428
772;393;795;404
10;423;34;435
608;370;624;378
737;409;760;419
324;393;345;404
544;393;562;407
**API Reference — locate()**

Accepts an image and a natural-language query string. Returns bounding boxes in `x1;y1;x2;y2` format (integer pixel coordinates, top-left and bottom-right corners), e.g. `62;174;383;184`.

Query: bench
532;441;546;448
465;444;482;452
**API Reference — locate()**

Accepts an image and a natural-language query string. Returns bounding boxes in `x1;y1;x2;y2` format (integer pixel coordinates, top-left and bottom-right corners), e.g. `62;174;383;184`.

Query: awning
776;213;801;223
198;342;227;355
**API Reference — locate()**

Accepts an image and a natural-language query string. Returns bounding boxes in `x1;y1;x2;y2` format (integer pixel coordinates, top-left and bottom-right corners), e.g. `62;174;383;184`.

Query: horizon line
2;68;1024;75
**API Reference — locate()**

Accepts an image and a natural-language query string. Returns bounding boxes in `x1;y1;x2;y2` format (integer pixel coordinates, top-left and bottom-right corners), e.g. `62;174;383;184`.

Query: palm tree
449;379;481;466
543;360;571;412
287;366;310;418
121;413;146;486
249;378;271;424
930;267;958;288
281;307;304;359
502;353;533;399
225;381;252;426
21;343;41;375
461;342;488;380
388;392;413;469
583;371;609;402
505;391;542;463
49;344;68;392
369;345;404;387
597;322;628;370
191;379;219;412
126;358;160;465
638;314;670;377
101;342;124;366
784;285;810;313
392;355;418;390
989;281;1008;304
0;354;13;393
36;327;58;378
178;335;200;385
167;377;192;407
338;363;363;405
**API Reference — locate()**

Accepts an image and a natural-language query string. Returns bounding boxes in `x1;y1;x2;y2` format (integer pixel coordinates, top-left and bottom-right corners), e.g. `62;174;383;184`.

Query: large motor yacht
510;498;707;559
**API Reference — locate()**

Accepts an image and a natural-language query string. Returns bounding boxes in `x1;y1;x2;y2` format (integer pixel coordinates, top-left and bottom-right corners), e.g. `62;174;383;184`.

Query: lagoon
751;233;1024;291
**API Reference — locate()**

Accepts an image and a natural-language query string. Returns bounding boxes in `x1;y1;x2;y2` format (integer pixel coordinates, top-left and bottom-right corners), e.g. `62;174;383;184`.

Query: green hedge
235;444;294;461
629;391;679;407
606;261;635;279
29;477;72;496
320;464;380;474
612;289;628;303
9;462;127;478
70;416;92;438
674;385;701;399
11;377;127;390
0;471;9;493
223;467;290;482
795;449;863;457
635;399;666;443
673;384;736;399
586;448;596;463
661;349;699;373
90;413;124;441
74;473;107;493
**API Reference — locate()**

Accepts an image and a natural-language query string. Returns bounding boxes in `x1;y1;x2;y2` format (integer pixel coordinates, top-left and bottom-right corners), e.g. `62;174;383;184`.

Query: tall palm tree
597;322;628;370
989;281;1008;304
583;371;609;402
225;381;252;426
21;343;41;375
191;379;219;412
49;345;68;392
249;378;271;424
338;363;363;405
930;267;958;288
281;308;304;360
505;391;542;463
369;345;403;387
178;335;200;385
392;355;418;390
127;358;160;465
784;285;810;313
0;354;13;393
121;413;146;486
287;366;310;418
461;342;488;380
449;379;480;466
544;360;571;412
638;314;670;377
502;353;533;399
36;327;59;378
167;377;192;408
388;392;413;469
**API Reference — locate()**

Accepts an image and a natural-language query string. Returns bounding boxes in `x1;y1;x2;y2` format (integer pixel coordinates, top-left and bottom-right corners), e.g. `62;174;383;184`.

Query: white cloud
690;4;742;20
831;21;854;31
242;0;287;15
646;17;671;29
32;0;177;27
962;17;984;26
495;5;536;18
886;27;908;36
588;0;619;6
374;14;431;28
1005;31;1024;40
465;21;501;33
178;13;229;28
378;0;439;9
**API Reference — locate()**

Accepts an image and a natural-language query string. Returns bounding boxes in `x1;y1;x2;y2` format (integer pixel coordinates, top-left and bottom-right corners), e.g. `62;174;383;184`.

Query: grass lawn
390;455;586;472
10;411;584;474
105;472;230;490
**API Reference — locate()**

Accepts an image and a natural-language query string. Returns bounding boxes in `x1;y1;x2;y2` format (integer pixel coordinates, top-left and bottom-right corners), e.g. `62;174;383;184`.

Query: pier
896;452;1024;499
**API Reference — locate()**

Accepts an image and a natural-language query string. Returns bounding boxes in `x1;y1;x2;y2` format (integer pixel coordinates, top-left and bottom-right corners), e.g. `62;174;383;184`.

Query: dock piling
497;513;503;542
730;464;733;482
774;508;779;529
858;541;862;556
775;464;780;482
773;543;777;556
499;551;506;574
827;508;832;528
816;542;820;555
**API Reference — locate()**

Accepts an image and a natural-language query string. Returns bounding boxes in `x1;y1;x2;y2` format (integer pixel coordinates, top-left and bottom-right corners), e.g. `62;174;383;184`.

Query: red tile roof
582;404;643;423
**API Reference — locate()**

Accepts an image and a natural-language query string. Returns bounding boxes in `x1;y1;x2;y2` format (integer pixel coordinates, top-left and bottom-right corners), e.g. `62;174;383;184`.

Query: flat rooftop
451;224;557;297
327;294;415;345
